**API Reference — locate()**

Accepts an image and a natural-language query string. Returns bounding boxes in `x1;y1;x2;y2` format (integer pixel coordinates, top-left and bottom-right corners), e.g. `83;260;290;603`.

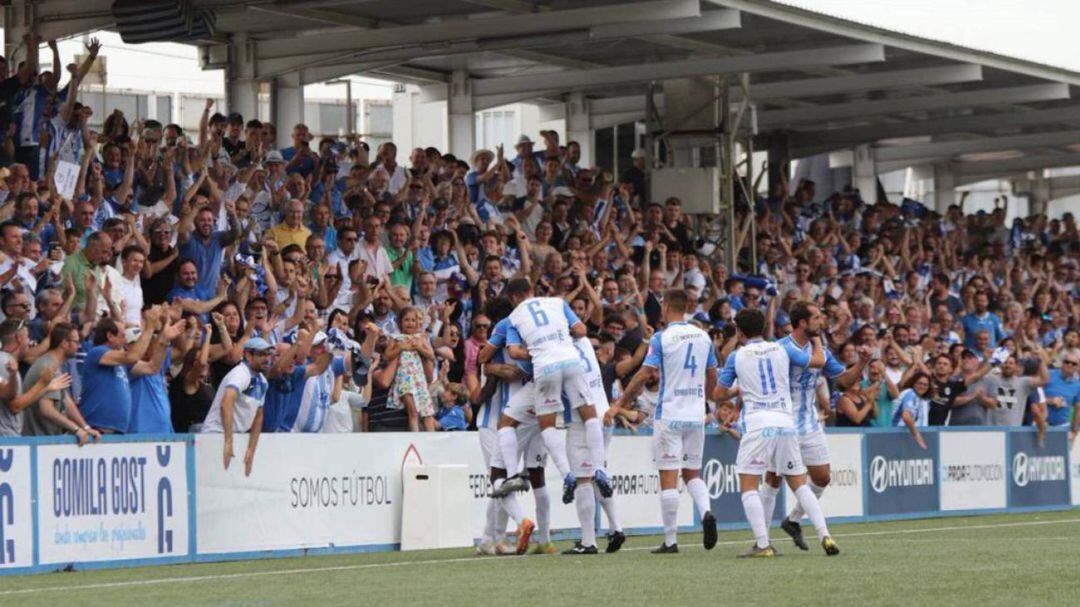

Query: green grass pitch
3;510;1079;606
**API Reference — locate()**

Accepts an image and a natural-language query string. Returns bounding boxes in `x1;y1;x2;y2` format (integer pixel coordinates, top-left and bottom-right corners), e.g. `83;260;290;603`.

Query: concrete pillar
1029;175;1051;217
271;71;304;150
446;71;475;160
852;144;877;203
764;132;790;196
932;162;957;212
565;91;593;168
225;32;259;121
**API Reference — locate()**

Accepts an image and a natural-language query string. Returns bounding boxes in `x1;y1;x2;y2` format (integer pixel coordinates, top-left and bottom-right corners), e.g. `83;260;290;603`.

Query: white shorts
567;422;613;478
535;360;589;416
505;383;538;424
736;428;806;476
486;422;547;470
796;429;831;468
651;419;704;471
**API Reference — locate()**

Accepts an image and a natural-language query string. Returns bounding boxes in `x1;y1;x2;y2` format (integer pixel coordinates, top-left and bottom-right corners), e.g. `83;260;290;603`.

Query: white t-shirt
327;248;360;311
355;241;392;281
719;338;807;432
292;356;347;433
116;273;144;326
506;297;582;371
643;322;718;423
201;363;267;433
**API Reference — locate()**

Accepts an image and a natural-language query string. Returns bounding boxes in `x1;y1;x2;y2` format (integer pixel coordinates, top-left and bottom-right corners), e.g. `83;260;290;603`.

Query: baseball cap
516;134;534;146
312;331;328;347
630;148;645;159
264;150;285;164
960;348;979;360
244;337;274;352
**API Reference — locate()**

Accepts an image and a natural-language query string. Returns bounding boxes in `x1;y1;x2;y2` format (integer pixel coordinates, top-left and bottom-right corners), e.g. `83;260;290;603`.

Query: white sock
540;427;572;477
495;503;509;543
787;479;824;523
497;427;521;476
482;499;498;543
499;492;526;525
759;483;780;528
795;484;830;540
533;485;551;544
741;491;770;549
660;489;680;546
583;417;607;474
575;483;597;547
599;494;622;533
685;477;711;518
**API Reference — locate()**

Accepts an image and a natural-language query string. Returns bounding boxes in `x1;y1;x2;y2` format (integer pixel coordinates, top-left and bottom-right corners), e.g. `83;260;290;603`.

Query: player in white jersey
491;279;613;505
769;302;868;551
475;299;548;556
614;289;718;554
715;308;839;557
561;335;625;555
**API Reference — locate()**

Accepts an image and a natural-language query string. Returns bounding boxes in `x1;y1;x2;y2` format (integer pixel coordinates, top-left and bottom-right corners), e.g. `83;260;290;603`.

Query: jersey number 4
683;346;697;377
527;301;549;327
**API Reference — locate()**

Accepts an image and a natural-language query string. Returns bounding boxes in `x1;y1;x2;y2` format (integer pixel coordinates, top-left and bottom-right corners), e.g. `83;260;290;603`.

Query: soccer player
715;308;839;557
492;279;613;504
770;302;868;551
477;300;552;556
562;334;625;555
613;289;718;554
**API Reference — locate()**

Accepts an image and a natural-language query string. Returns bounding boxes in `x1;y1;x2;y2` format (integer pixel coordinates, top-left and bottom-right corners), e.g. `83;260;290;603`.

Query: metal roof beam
954;153;1080;178
790;105;1080;156
471;43;885;97
255;0;701;59
751;64;983;100
707;0;1080;86
759;83;1071;129
875;128;1080;164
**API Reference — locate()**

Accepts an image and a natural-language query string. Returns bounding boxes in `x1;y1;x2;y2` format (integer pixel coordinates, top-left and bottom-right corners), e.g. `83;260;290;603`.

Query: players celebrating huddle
477;287;850;558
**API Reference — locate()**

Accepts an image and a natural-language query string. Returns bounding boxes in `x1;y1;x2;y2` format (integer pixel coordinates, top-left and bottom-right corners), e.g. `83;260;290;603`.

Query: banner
35;441;189;565
1008;431;1069;508
939;432;1006;511
0;446;32;569
865;432;939;516
783;432;864;519
1071;434;1080;507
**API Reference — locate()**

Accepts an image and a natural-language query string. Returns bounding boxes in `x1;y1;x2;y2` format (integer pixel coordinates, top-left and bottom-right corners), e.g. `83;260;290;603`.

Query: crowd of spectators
0;35;1078;448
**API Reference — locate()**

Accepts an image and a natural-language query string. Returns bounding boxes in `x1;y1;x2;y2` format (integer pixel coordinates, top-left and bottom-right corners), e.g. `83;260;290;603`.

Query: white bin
400;464;472;551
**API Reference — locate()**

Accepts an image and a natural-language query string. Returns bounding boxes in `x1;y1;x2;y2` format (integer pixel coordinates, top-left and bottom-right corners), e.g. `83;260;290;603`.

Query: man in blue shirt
79;311;164;433
961;291;1003;349
281;123;318;178
167;259;226;322
178;204;238;294
1044;356;1080;430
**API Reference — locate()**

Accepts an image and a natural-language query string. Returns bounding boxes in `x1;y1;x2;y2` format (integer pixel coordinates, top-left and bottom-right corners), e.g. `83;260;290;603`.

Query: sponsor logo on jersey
1011;452;1066;488
869;455;934;493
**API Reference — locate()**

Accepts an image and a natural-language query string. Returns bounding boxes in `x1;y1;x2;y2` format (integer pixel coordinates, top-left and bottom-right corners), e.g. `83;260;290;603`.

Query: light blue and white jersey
479;319;534;430
778;335;846;436
507;296;582;371
719;338;809;432
893;388;929;428
573;336;609;416
292;356;347;433
643;321;717;424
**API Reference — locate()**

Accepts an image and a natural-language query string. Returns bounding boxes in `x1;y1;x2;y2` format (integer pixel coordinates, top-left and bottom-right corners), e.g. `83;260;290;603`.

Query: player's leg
492;385;532;496
735;429;774;557
527;465;556;554
651;420;682;554
680;426;717;550
534;369;575;501
759;470;782;531
597;425;625;553
566;365;613;496
782;431;831;550
780;435;838;556
564;421;599;554
477;428;503;556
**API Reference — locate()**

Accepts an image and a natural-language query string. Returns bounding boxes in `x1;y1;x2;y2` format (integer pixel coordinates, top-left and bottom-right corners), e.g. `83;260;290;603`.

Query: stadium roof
19;0;1080;182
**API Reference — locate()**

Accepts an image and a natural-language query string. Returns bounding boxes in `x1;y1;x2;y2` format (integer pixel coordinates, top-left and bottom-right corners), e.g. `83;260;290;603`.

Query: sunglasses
1065;360;1080;366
